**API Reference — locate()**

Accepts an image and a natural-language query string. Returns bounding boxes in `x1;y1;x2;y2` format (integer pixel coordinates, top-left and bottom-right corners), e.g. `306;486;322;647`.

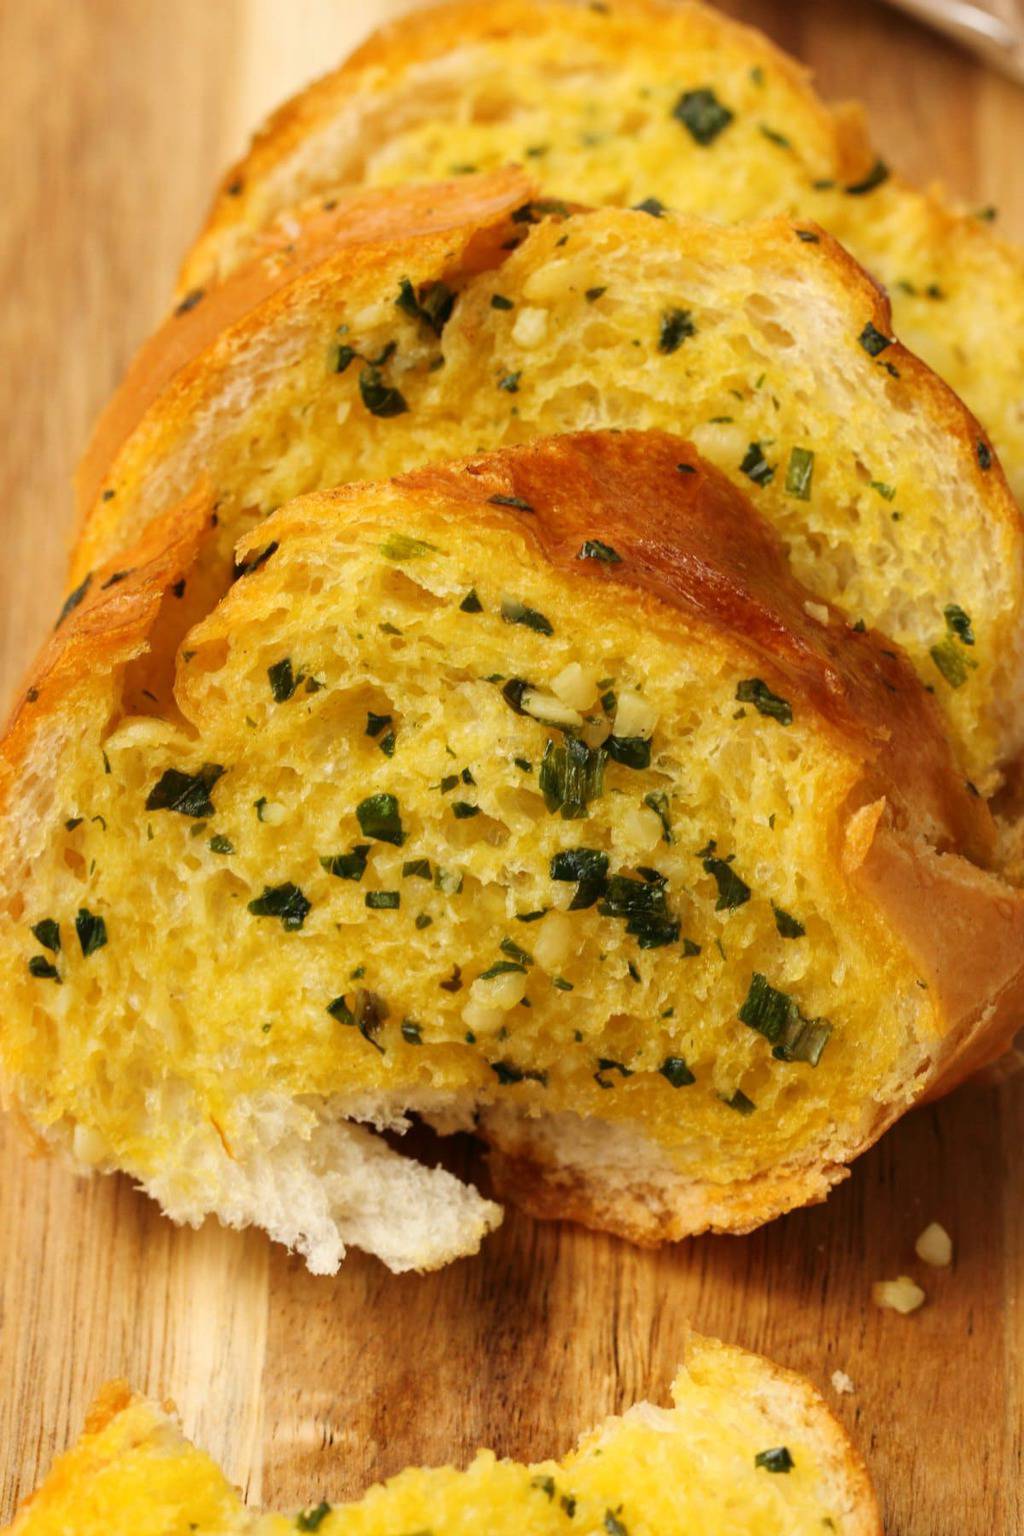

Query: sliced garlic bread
178;0;1024;509
74;189;1024;794
6;433;1022;1267
4;1338;881;1536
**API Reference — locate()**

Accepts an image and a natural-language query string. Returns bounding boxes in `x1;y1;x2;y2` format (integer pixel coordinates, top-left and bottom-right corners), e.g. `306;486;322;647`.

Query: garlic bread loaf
5;432;1023;1267
4;1338;881;1536
178;0;1024;509
73;187;1024;795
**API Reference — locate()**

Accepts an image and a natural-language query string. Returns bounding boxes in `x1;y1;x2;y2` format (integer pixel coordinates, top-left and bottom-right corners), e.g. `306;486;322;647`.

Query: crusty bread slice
4;432;1022;1266
175;0;1024;512
4;1337;881;1535
71;186;1024;796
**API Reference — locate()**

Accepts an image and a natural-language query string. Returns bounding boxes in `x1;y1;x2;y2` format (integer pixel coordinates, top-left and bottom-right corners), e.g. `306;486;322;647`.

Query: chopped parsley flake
459;588;483;613
56;574;92;629
247;884;311;931
859;321;892;357
28;956;60;982
773;904;805;938
365;890;400;909
633;196;666;216
845;159;889;195
735;678;792;725
145;764;224;818
403;858;431;880
599;873;679;948
755;1447;794;1473
359;365;408;418
356;793;405;845
577;539;622;563
702;853;751;910
75;908;108;957
944;604;974;645
605;735;652;769
740;441;775;486
739;973;831;1065
673;87;734;144
321;846;370;881
539;736;607;819
380;533;437;560
501;596;552;633
489;494;535;513
658;306;696;353
268;658;297;701
452;801;480;818
784;447;814;500
395;276;455;334
659;1056;696;1088
31;919;60;953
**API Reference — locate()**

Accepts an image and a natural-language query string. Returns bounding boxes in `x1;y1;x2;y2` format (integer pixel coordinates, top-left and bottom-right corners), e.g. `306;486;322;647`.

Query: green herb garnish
740;441;775;486
365;890;400;909
501;596;552;634
395;276;455;334
672;87;734;144
755;1447;794;1473
599;873;679;948
739;973;831;1065
145;763;224;818
735;678;792;724
659;306;696;353
604;735;652;769
75;908;107;956
356;793;405;845
784;447;814;500
268;658;297;701
702;853;751;910
858;321;892;357
380;533;437;560
296;1503;332;1532
577;539;622;563
539;736;607;819
321;846;370;881
359;365;407;417
659;1056;696;1088
247;884;311;931
31;919;60;953
459;589;483;612
28;956;60;981
773;904;805;938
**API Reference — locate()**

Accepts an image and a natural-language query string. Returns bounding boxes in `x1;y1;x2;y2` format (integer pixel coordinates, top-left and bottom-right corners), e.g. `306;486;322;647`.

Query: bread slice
3;1337;881;1535
175;0;1024;514
5;432;1022;1267
71;186;1024;796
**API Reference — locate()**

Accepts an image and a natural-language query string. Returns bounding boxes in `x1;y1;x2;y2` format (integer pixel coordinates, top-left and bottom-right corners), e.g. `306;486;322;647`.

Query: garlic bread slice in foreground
74;189;1024;795
6;432;1022;1266
4;1337;881;1536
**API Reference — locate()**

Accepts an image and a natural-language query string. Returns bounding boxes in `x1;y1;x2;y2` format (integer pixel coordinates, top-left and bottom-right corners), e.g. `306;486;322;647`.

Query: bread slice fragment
4;431;1022;1265
176;0;1024;512
72;184;1024;795
3;1337;881;1535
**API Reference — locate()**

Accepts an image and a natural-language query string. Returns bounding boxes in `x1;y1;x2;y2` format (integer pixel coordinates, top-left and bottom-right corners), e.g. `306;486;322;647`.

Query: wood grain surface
1;3;1022;1532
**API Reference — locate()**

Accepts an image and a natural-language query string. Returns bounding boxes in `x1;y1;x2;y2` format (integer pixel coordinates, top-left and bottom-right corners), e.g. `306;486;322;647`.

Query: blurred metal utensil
884;0;1024;81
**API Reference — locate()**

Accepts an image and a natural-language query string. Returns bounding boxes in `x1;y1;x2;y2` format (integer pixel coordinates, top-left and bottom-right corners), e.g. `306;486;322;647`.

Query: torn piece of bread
177;0;1024;511
73;189;1024;796
3;1337;881;1536
5;432;1023;1266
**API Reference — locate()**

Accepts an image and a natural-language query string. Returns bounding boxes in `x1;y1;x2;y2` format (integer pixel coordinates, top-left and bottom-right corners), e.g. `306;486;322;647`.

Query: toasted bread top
175;0;1024;512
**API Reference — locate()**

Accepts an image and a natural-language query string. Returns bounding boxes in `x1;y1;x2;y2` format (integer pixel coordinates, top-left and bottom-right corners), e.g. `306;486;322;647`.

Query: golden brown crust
76;168;534;522
1;488;213;791
180;0;867;294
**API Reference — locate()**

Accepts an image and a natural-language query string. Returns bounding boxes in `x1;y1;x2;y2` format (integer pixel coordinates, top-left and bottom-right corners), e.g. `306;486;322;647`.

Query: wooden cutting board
1;2;1022;1532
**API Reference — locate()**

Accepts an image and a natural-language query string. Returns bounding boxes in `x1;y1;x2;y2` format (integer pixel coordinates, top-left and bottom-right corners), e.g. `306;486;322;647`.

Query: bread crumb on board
915;1221;953;1267
831;1370;855;1395
873;1276;927;1314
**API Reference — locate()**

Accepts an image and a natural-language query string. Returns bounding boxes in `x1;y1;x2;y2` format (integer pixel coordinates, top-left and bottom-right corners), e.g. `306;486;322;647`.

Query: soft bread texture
4;1337;881;1536
72;185;1024;795
176;0;1024;511
5;432;1023;1265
